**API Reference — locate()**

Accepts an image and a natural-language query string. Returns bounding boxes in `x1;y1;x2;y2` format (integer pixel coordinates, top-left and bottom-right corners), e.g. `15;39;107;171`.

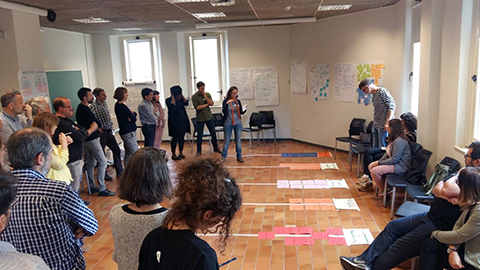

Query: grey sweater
109;204;168;270
378;137;411;175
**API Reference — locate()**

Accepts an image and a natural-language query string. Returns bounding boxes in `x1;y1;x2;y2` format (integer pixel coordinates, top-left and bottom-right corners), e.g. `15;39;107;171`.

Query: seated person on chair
358;119;411;192
418;166;480;270
339;142;480;270
358;112;417;188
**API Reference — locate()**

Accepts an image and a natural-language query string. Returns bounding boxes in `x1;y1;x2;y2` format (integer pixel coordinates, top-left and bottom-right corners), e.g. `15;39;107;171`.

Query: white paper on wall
334;63;356;103
290;61;307;95
229;68;254;100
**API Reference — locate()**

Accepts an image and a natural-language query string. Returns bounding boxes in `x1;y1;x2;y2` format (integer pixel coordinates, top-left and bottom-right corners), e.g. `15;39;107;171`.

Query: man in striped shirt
1;128;98;270
359;79;396;148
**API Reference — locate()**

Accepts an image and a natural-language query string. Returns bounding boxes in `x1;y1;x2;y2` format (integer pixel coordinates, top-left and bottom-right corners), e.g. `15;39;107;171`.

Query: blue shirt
2;169;99;270
138;99;158;125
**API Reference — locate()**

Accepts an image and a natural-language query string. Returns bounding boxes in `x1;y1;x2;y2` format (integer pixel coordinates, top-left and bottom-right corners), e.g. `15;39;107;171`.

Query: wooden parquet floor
81;140;408;270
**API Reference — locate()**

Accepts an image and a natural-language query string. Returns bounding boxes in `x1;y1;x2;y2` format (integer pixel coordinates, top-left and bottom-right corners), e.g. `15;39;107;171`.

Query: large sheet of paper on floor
333;198;360;210
343;229;374;246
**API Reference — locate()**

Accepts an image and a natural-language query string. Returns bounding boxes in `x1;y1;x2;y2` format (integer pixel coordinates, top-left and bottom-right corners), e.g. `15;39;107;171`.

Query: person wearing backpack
340;141;480;270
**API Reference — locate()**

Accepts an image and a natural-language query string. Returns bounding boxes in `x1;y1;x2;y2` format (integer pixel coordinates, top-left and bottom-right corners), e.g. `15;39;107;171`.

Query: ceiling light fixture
193;12;226;19
72;17;111;24
196;17;316;29
114;28;142;31
168;0;208;2
318;5;352;11
165;20;182;23
211;0;235;6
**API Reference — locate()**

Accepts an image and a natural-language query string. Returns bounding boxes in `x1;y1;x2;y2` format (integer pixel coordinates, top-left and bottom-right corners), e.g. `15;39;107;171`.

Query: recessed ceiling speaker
47;9;56;22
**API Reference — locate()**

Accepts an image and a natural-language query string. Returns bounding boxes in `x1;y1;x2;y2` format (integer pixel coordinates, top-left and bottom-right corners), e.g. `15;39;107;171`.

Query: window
188;33;226;103
411;42;421;116
122;36;164;105
473;40;480;141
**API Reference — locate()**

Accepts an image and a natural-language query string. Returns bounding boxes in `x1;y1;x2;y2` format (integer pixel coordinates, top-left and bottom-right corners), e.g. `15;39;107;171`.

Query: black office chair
190;117;212;154
242;112;263;148
259;110;276;144
212;113;225;140
405;156;460;202
334;118;366;159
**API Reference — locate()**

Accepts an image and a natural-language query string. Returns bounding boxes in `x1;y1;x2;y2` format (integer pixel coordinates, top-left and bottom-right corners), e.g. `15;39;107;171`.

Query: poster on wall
355;61;385;105
334;63;356;103
123;81;156;126
310;63;329;101
253;66;279;107
17;71;51;101
290;61;307;95
229;68;254;100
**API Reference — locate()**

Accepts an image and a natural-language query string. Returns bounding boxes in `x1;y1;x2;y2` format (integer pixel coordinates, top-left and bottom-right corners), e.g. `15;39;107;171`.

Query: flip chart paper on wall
19;71;50;101
230;68;254;100
310;63;330;101
290;61;307;95
334;62;356;103
253;71;279;107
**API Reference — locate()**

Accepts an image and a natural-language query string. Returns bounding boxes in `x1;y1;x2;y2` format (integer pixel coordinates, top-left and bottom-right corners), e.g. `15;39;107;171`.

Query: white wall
0;8;20;91
41;28;96;88
289;6;401;149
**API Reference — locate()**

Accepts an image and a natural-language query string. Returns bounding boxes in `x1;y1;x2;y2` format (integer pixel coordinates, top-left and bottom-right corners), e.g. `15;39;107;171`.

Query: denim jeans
372;127;387;148
419;238;474;270
142;124;156;147
196;118;219;153
360;212;436;270
84;138;107;192
67;159;83;193
222;123;242;159
120;131;139;165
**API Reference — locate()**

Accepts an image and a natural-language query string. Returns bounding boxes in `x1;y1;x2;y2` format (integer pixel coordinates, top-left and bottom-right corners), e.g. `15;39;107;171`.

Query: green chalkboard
46;70;83;121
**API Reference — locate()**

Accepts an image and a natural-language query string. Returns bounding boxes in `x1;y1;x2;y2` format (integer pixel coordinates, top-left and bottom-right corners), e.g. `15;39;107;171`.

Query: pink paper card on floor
312;232;328;239
277;180;290;188
328;236;347;245
301;237;315;246
314;180;327;185
304;198;320;203
289;198;303;204
285;237;303;246
302;180;315;185
289;205;304;211
320;205;337;211
274;227;299;234
289;180;303;185
257;232;275;239
296;227;313;234
326;228;344;235
305;205;320;210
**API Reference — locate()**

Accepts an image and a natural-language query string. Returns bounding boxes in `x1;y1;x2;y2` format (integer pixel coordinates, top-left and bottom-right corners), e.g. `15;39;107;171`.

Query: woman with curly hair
139;158;242;270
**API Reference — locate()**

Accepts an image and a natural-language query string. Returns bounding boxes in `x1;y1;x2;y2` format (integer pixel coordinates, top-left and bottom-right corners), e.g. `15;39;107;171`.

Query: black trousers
171;136;185;153
363;148;385;176
418;238;475;270
100;129;123;174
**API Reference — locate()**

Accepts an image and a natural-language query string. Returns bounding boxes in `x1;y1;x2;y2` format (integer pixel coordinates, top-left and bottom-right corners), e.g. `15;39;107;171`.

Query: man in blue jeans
358;79;395;148
138;88;158;147
340;141;480;270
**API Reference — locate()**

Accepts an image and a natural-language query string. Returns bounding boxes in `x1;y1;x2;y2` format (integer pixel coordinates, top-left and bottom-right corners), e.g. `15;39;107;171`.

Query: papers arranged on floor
332;198;360;211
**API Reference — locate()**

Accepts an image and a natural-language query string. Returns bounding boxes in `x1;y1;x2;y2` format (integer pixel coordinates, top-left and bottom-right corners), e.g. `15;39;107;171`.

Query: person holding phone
221;86;246;162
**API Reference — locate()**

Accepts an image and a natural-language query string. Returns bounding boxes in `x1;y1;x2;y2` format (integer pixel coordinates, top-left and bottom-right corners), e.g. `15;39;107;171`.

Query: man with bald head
340;142;480;270
53;97;87;195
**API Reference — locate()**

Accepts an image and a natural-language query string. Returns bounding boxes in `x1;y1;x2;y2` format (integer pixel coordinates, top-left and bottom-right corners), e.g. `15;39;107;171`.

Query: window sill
454;145;468;154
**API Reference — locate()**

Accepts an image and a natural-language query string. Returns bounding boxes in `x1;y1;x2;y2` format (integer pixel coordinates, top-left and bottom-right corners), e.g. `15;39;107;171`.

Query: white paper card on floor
326;179;349;189
343;229;374;246
333;198;360;211
320;163;339;170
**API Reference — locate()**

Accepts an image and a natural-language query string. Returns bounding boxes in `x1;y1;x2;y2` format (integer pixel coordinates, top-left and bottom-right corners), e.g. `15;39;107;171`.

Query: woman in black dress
166;85;190;160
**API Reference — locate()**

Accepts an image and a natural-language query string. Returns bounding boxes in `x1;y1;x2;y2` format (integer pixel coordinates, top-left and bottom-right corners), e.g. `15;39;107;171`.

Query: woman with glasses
221;86;247;162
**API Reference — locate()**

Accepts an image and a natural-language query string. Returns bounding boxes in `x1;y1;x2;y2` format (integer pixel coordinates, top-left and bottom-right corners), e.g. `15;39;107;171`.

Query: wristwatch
447;248;458;254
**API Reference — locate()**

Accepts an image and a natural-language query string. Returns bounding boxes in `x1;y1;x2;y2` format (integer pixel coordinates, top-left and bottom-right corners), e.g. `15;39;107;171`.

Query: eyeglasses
464;153;471;158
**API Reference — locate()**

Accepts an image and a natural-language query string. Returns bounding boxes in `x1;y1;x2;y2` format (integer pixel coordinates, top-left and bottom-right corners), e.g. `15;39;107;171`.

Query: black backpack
404;143;431;185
